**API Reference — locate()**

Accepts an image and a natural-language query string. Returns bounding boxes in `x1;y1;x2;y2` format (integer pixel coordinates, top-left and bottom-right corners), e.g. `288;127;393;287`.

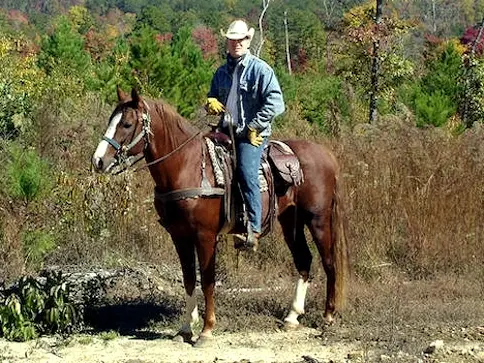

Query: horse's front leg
195;231;218;346
172;239;199;343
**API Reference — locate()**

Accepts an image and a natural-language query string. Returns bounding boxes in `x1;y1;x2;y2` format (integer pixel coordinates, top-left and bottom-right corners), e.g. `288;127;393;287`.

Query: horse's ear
117;86;129;102
131;87;142;106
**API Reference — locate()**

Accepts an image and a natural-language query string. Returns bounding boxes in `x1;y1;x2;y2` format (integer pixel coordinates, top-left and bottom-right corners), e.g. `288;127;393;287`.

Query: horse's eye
123;123;133;129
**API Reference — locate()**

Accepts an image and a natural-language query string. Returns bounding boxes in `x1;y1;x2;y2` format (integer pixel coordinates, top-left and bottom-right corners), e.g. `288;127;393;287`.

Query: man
206;19;285;250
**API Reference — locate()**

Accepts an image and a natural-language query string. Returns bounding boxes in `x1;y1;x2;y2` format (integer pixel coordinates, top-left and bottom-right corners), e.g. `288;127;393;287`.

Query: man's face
227;37;251;58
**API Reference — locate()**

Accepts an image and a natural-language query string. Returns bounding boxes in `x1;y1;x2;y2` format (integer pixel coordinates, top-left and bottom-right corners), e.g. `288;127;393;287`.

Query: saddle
204;130;304;237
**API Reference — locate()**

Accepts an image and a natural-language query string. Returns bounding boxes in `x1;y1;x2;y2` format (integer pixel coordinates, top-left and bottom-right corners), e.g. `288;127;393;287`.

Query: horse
91;87;349;346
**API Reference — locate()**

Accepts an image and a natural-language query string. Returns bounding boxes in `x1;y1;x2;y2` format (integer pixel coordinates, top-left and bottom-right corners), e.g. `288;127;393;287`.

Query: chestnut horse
92;88;349;345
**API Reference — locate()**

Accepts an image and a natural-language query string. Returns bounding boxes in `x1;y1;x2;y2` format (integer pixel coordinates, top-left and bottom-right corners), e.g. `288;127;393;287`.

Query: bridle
102;101;201;174
102;103;152;174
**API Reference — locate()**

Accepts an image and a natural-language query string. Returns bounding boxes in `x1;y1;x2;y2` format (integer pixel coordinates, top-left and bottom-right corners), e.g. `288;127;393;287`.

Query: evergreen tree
37;16;91;78
128;25;214;118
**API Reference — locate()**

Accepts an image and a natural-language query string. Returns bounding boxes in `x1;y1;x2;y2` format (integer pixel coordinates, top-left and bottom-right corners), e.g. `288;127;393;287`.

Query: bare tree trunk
256;0;271;58
431;0;437;33
284;10;292;75
369;0;383;123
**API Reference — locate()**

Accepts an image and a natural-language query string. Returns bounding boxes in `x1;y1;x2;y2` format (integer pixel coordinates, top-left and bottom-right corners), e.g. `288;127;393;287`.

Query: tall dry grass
1;95;483;287
337;115;484;279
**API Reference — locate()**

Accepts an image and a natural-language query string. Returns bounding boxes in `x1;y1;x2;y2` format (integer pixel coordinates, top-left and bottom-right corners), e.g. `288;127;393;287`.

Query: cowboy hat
220;20;255;40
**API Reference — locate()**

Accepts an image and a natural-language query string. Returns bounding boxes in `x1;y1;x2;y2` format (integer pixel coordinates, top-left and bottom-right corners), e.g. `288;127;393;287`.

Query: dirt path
0;328;358;363
1;326;483;363
1;267;483;363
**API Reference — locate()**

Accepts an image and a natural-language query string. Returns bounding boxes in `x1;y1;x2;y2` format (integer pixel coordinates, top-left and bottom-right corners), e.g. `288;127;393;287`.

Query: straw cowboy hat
220;20;255;40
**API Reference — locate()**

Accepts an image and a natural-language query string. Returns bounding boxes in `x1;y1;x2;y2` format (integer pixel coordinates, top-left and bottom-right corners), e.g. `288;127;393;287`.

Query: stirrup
233;232;259;252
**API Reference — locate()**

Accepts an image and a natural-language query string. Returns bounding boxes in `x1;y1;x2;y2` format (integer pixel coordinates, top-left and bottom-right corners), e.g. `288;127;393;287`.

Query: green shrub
421;42;463;102
414;90;456;127
37;16;91;78
0;272;78;341
6;145;52;202
297;74;349;135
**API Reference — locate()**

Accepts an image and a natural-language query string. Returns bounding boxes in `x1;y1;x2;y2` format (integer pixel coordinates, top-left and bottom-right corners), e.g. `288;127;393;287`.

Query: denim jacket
208;52;285;137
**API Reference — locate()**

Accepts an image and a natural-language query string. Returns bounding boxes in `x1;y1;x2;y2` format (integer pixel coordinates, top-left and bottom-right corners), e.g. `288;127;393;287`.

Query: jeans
235;138;267;234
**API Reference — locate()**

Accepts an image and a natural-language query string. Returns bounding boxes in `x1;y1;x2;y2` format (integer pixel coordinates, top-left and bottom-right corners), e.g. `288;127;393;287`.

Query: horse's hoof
194;334;215;349
172;331;193;344
323;314;334;326
283;321;301;331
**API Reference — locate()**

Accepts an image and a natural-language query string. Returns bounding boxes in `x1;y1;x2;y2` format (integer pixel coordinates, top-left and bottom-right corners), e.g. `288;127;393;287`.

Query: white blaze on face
180;292;199;334
93;112;123;160
284;276;309;326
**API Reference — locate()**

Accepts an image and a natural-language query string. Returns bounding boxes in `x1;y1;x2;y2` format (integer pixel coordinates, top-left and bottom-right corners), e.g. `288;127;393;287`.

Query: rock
424;340;444;354
302;355;323;363
347;351;364;360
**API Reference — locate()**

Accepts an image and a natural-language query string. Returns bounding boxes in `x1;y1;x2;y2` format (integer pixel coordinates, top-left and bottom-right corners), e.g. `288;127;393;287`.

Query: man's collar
240;51;252;67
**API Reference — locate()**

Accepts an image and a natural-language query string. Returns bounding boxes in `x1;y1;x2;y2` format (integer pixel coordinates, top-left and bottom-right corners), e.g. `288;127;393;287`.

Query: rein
135;130;202;172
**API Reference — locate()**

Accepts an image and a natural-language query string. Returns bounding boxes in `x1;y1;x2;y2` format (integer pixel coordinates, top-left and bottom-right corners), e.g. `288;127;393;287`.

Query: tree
134;5;173;34
191;25;218;60
127;25;214;118
37;16;91;77
338;1;415;117
403;41;464;127
0;35;45;139
268;6;326;71
255;0;271;58
67;6;94;35
369;0;382;123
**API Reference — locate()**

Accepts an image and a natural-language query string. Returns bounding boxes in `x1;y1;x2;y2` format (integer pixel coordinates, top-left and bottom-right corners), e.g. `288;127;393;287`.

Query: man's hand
206;98;225;115
248;127;263;147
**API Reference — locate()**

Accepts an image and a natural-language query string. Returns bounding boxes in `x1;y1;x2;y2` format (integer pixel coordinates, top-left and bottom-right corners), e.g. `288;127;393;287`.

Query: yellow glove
206;97;225;115
248;127;264;147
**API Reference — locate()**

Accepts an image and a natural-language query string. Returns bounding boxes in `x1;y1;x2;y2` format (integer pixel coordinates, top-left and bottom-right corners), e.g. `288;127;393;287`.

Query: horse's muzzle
92;156;104;172
92;156;116;173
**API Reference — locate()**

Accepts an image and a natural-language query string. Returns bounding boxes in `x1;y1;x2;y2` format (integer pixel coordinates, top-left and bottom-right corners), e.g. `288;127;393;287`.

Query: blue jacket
208;52;285;137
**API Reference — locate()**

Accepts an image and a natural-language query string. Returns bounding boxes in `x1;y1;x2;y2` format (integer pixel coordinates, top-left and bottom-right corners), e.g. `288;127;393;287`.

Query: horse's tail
331;169;350;311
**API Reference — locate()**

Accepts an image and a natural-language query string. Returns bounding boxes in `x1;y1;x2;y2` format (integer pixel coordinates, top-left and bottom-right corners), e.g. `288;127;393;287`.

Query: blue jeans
235;138;267;234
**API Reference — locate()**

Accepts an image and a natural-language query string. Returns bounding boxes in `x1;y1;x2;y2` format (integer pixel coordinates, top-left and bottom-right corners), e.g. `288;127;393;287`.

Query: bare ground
0;264;483;363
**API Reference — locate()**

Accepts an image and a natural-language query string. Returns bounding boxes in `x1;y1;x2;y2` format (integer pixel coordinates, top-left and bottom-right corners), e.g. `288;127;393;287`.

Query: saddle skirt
204;131;304;237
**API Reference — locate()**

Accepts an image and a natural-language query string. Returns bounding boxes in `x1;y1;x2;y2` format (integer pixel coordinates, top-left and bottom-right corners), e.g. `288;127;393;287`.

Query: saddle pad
205;138;268;192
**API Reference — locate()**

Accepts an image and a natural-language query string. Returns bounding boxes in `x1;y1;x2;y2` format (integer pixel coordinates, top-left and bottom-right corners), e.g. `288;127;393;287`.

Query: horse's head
92;87;152;174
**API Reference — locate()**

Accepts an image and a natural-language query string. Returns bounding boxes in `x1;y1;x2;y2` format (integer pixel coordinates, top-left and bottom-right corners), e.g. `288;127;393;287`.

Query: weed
77;335;94;345
22;229;56;269
99;330;119;341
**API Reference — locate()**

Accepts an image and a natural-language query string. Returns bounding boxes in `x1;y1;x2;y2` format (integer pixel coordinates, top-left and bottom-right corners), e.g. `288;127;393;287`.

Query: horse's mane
152;99;200;136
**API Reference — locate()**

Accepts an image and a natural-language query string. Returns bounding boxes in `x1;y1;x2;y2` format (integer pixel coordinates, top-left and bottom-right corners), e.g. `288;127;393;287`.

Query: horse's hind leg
308;212;336;324
278;207;312;328
173;240;199;343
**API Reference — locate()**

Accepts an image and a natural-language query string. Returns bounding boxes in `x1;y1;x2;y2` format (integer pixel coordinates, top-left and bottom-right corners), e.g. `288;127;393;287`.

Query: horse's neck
149;104;196;152
146;107;202;189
